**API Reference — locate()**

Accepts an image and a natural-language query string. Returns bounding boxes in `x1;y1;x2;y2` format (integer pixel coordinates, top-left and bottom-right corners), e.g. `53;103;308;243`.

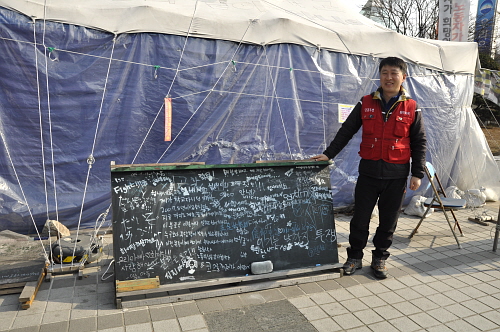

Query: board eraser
251;260;273;275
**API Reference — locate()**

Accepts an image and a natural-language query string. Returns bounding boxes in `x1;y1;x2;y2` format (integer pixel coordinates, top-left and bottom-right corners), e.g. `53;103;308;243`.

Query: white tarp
1;0;478;74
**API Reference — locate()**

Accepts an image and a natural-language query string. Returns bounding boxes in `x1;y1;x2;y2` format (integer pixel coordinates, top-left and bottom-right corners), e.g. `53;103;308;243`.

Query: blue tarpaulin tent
0;0;497;234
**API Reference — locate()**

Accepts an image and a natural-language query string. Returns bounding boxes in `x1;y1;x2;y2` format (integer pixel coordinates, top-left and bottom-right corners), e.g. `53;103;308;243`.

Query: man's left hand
409;176;421;191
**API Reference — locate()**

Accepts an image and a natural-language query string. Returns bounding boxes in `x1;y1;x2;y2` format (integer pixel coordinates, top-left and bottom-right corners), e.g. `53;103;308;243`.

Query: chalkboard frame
111;160;340;295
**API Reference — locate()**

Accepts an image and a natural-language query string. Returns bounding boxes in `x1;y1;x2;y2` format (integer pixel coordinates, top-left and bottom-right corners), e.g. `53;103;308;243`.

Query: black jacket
323;89;427;179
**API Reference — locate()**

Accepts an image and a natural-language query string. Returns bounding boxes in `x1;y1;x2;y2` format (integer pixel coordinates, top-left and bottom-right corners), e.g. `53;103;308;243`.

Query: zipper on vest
385;101;399;121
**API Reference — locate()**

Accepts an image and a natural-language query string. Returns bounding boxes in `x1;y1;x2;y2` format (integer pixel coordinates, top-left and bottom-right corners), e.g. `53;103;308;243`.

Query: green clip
47;47;55;52
154;65;160;69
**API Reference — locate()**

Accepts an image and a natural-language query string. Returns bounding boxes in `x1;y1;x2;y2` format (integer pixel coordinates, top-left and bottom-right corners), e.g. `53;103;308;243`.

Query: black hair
379;57;407;75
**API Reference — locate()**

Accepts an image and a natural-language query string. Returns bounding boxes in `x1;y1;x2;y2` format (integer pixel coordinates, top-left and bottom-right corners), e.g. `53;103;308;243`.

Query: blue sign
475;0;497;53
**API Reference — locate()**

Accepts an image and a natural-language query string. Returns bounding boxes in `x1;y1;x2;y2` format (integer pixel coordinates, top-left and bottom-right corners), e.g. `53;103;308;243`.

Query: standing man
311;57;426;279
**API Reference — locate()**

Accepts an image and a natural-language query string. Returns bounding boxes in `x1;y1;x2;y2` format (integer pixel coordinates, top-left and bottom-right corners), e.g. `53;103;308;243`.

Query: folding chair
408;162;465;249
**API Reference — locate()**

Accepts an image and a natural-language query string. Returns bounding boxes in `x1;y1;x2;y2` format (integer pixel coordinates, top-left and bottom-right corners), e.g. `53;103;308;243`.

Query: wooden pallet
0;282;26;296
115;263;343;309
19;264;47;309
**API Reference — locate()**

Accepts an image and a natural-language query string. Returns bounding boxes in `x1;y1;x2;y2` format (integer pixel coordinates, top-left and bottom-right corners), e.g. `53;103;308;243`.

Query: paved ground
1;202;500;332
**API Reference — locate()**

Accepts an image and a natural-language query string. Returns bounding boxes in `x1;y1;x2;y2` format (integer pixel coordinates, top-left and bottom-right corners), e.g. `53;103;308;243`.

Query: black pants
346;174;407;260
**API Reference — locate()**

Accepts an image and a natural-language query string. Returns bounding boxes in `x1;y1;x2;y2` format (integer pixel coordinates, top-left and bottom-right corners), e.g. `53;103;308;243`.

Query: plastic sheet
0;7;499;234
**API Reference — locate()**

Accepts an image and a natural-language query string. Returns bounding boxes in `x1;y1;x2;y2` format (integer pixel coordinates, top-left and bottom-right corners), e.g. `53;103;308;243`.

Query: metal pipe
493;204;500;252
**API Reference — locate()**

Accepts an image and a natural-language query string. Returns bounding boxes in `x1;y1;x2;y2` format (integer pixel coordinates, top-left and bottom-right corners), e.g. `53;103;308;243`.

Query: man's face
379;65;406;97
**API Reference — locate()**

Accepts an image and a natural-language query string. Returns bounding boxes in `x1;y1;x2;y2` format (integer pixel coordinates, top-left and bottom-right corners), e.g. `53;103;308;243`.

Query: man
311;57;426;279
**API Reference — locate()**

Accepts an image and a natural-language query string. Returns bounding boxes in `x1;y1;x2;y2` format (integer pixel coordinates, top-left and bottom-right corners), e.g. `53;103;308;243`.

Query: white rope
31;17;54;259
261;44;292;158
41;0;71;270
31;0;60;268
40;2;55;211
131;0;200;164
316;47;328;151
422;78;487;215
476;94;500;153
78;205;110;268
0;130;50;262
156;19;256;162
474;110;500;156
32;18;51;228
32;12;63;270
0;34;475;80
71;34;118;266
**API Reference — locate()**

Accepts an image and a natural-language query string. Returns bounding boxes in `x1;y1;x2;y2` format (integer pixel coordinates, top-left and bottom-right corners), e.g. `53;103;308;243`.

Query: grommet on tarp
231;60;237;72
313;44;321;56
87;154;95;168
47;47;57;61
153;65;160;79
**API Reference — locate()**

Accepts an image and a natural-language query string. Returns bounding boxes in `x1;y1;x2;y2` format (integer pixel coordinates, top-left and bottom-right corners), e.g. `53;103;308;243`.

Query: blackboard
111;161;338;285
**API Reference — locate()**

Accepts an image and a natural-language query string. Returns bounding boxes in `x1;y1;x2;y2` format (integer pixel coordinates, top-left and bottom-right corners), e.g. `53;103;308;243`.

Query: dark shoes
343;256;389;278
371;257;388;279
342;258;362;275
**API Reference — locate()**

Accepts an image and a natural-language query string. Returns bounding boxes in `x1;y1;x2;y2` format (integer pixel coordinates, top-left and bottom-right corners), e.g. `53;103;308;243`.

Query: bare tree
361;0;439;39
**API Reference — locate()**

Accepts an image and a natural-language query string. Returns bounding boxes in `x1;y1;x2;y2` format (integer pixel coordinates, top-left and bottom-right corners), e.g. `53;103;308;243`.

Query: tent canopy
1;0;478;74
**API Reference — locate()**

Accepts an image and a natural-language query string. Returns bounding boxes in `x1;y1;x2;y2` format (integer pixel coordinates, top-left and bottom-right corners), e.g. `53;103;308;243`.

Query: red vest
359;95;416;164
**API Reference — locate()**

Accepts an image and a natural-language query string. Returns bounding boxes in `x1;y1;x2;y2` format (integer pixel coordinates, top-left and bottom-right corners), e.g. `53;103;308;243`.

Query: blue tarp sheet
0;7;498;234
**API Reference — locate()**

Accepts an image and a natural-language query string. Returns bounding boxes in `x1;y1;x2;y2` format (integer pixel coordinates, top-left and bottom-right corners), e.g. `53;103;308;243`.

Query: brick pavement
1;202;500;331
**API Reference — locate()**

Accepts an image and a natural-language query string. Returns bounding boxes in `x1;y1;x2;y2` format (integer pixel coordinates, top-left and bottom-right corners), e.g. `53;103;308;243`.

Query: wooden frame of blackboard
115;263;342;308
111;160;341;307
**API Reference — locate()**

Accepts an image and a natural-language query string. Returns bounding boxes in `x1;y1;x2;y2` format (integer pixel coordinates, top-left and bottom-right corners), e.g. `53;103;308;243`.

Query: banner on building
475;0;498;53
439;0;470;42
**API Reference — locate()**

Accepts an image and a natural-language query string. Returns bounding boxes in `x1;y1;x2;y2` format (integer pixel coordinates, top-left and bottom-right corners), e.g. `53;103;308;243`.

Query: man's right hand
310;154;329;161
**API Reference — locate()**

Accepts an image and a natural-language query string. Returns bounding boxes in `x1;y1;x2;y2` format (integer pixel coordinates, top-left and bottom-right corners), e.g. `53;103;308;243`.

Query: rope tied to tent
70;34;118;265
153;65;160;79
46;46;57;61
87;154;95;168
156;17;259;163
131;0;202;164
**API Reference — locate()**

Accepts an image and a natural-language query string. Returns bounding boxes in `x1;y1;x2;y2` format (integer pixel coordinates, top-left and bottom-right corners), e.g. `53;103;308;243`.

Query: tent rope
41;0;59;217
35;0;60;268
0;130;50;262
156;19;256;162
424;104;488;216
70;34;118;265
262;44;292;158
474;110;500;158
315;47;328;151
31;16;54;258
32;18;51;232
131;0;201;164
476;94;500;153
